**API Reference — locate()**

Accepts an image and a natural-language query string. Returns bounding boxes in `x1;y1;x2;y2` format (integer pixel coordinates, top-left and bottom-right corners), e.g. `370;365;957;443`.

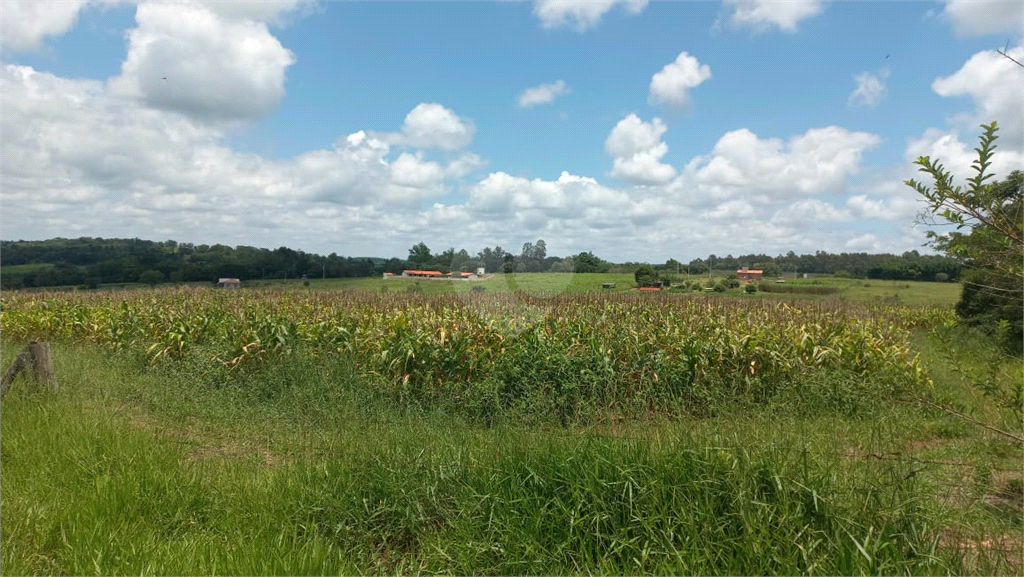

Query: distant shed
218;278;241;289
736;268;763;282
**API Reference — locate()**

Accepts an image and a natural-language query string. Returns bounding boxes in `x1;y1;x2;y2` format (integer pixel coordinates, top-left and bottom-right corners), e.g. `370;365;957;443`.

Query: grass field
0;279;1019;575
245;272;963;307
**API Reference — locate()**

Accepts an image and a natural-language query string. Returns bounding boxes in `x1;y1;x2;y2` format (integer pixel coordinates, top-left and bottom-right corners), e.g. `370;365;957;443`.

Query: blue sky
2;0;1022;263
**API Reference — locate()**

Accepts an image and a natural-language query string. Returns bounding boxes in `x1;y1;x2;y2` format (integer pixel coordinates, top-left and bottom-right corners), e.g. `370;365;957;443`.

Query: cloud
906;127;1024;187
0;64;472;253
942;0;1024;37
605;114;676;185
0;0;313;52
649;52;712;112
107;2;296;122
770;199;849;226
844;233;883;251
893;44;1024;215
680;126;881;202
848;68;889;108
931;45;1024;146
0;0;92;51
532;0;648;31
389;152;446;190
445;153;487;178
721;0;824;32
845;194;919;222
377;103;476;151
518;80;570;108
199;0;317;26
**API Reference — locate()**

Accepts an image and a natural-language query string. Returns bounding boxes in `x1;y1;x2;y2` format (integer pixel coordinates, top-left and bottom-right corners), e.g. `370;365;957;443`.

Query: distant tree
437;248;457;273
549;258;574;273
634;264;657;286
572;251;609;273
752;261;782;278
138;269;164;287
408;242;433;268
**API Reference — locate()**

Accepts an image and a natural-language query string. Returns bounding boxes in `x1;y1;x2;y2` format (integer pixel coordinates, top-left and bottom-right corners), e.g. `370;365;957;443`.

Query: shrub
744;283;757;294
634;265;657;286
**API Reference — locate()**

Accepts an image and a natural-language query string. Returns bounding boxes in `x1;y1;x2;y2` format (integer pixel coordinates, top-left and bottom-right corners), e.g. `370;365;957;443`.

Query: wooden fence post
28;341;56;391
1;341;56;399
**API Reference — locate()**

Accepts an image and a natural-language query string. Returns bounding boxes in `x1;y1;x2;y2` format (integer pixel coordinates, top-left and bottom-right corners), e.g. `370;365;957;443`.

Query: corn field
0;288;953;417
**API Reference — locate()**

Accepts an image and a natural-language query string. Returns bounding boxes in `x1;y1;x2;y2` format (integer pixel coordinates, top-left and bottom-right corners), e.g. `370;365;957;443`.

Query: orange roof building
402;269;444;278
737;268;763;281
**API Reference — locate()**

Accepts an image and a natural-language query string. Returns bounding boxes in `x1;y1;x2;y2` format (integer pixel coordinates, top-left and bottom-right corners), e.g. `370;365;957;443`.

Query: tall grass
1;287;1017;575
0;289;950;423
0;345;965;575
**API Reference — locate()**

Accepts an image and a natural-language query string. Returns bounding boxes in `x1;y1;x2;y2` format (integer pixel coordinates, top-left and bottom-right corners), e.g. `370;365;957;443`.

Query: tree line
0;235;960;290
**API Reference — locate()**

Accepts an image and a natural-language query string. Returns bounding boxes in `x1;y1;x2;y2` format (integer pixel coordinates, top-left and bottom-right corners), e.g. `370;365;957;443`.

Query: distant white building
217;278;241;289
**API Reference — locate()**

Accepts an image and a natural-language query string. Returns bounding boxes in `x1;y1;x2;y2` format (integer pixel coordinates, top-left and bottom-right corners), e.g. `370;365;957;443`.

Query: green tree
572;251;609;273
634;264;656;287
138;269;164;287
519;239;548;272
407;242;433;268
905;122;1023;348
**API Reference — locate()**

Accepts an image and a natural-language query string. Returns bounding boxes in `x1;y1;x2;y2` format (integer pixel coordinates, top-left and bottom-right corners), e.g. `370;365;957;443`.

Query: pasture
0;280;1019;575
249;271;963;307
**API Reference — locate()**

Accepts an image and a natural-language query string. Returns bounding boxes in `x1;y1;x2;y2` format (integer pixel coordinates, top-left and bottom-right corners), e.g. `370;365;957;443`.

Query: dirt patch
107;401;285;468
181;442;278;468
938;530;1024;574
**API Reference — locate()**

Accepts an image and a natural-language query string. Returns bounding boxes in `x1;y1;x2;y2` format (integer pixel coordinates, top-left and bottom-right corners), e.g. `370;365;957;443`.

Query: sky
1;0;1022;263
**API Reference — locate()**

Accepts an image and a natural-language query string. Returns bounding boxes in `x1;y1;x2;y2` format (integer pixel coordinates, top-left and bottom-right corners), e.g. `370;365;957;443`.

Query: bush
956;268;1023;352
744;283;757;294
634;265;657;287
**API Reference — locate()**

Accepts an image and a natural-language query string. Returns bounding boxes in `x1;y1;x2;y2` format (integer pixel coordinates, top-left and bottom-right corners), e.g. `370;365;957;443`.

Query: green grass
1;325;1020;575
251;272;642;296
6;270;962;310
244;272;962;307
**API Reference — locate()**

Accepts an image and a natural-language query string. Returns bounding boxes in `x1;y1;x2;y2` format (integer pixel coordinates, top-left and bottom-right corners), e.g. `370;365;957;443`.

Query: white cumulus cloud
108;2;296;122
681;126;881;202
379;103;476;151
532;0;648;31
649;52;712;112
0;0;92;51
848;68;889;108
931;45;1024;146
942;0;1024;37
721;0;824;32
518;80;570;108
605;114;677;185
